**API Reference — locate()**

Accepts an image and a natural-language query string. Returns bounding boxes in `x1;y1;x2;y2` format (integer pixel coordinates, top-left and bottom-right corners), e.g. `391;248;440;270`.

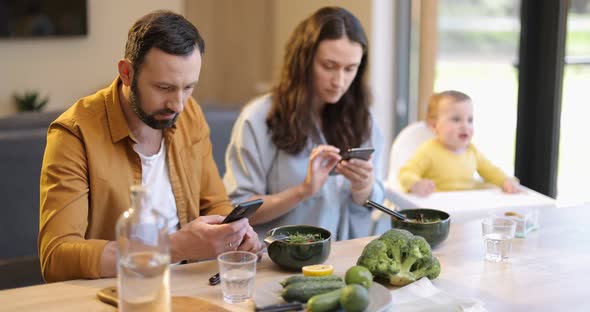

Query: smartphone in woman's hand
330;147;375;175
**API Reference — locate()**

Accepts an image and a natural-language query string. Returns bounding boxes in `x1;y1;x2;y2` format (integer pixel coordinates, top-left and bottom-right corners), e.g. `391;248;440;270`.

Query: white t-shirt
134;139;179;233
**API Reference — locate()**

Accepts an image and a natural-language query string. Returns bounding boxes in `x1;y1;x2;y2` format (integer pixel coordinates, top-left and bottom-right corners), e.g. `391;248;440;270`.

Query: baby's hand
502;178;520;194
409;179;435;197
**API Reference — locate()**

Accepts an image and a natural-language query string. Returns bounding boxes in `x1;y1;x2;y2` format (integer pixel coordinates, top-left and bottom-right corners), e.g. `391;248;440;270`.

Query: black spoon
365;199;409;222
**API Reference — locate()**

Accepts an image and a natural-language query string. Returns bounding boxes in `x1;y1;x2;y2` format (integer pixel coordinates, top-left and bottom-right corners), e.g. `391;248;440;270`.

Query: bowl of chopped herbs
265;225;332;271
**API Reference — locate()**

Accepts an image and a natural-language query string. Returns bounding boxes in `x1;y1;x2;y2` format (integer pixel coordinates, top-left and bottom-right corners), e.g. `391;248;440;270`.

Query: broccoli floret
378;229;413;263
412;255;441;280
357;229;441;286
388;235;432;286
356;239;400;280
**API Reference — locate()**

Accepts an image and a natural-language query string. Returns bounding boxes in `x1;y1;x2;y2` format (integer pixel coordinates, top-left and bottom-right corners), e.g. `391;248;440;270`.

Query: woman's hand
337;157;374;205
300;145;341;198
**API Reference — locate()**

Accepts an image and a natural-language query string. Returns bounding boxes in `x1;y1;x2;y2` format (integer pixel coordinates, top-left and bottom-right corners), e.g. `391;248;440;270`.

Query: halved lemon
302;264;334;276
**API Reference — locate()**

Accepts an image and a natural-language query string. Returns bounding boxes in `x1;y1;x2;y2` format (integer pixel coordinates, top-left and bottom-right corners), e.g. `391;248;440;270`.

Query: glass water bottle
117;185;171;312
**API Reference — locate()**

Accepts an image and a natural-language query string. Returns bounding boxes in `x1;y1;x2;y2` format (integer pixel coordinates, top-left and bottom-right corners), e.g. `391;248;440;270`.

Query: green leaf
13;90;49;112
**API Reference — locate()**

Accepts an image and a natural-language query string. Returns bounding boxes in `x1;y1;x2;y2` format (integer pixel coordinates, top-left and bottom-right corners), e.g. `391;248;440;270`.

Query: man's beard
129;76;179;129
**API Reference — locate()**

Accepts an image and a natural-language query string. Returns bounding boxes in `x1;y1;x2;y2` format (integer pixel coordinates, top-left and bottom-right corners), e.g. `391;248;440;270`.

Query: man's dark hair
124;10;205;73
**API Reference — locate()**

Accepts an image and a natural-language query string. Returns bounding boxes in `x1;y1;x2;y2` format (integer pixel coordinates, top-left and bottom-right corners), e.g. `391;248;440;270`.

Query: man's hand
409;179;435;197
336;158;374;205
237;225;264;259
99;241;118;278
169;215;250;262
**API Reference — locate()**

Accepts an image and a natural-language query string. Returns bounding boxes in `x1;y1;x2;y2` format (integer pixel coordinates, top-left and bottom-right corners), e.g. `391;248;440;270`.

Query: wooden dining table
0;204;588;312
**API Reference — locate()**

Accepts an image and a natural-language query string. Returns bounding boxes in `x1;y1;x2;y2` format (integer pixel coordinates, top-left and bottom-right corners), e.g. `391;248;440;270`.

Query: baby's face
432;98;474;152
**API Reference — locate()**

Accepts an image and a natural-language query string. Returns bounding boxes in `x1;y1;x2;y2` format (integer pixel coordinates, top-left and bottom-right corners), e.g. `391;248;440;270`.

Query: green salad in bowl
265;225;332;271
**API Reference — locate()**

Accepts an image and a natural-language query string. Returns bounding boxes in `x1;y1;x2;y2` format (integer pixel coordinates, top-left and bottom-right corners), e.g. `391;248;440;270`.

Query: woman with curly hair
223;7;387;240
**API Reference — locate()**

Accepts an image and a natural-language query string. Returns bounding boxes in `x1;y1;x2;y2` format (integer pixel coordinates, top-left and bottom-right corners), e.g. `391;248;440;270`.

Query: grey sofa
0;106;240;289
0;111;61;289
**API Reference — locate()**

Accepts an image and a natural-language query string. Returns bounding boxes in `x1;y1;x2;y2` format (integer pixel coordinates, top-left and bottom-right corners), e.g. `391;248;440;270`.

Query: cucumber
279;275;343;287
281;280;346;303
307;288;343;312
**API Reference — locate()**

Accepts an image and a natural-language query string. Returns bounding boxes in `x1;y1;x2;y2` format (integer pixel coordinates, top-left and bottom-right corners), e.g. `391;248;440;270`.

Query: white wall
0;0;184;117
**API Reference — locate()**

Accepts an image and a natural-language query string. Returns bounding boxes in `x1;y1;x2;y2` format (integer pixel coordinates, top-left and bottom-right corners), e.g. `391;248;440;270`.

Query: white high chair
367;121;555;236
384;121;435;194
368;121;435;236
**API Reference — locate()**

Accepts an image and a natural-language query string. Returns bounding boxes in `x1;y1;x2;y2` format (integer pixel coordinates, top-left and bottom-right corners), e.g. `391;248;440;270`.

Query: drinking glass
481;217;516;262
217;251;257;303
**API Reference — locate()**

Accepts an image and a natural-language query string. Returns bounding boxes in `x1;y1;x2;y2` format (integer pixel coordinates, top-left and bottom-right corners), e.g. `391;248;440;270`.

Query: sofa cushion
0;111;61;131
202;107;240;176
0;129;47;259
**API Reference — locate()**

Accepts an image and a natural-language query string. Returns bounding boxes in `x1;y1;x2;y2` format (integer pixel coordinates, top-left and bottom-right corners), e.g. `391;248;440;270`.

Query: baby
398;90;520;197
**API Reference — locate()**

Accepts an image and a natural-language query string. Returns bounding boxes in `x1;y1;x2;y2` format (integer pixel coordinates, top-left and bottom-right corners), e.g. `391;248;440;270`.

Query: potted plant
13;90;49;112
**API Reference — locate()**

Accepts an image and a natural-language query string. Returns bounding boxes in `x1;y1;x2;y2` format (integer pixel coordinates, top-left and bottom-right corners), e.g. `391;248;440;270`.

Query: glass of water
217;251;257;304
482;217;517;262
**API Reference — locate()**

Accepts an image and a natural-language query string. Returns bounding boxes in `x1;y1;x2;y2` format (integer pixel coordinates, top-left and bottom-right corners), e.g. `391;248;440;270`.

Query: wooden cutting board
97;286;231;312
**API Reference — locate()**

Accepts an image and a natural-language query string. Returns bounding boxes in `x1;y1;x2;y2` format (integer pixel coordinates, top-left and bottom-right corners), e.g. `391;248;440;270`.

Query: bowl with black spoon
365;200;450;249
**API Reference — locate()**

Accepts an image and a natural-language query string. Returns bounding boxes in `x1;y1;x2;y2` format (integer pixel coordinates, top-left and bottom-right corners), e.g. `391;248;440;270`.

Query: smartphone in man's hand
221;199;263;223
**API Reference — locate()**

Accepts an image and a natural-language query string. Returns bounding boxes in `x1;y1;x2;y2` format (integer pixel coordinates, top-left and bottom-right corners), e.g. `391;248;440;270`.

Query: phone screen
222;199;263;223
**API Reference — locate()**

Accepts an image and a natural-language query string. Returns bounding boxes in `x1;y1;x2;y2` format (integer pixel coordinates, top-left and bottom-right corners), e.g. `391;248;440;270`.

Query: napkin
389;278;487;312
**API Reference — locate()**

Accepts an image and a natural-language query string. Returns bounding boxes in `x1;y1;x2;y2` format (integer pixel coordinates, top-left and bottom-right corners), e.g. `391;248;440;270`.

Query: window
435;0;521;175
557;0;590;204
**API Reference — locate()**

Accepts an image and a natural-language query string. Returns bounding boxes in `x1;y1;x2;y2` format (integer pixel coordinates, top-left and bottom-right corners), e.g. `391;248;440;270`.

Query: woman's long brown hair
266;7;372;154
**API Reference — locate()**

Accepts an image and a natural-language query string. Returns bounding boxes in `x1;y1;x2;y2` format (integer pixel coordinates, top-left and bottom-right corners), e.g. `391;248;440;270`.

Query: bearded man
38;10;262;283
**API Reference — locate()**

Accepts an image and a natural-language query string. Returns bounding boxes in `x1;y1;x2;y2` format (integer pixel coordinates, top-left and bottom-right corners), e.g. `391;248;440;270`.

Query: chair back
385;121;435;191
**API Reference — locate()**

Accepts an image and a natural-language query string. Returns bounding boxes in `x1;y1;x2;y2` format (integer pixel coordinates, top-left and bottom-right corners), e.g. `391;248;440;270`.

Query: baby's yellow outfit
398;139;507;192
